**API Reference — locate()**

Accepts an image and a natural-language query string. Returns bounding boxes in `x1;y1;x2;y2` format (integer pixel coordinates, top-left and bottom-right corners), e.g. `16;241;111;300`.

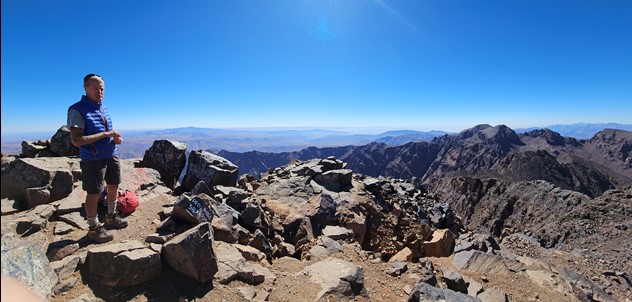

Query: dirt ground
31;190;627;302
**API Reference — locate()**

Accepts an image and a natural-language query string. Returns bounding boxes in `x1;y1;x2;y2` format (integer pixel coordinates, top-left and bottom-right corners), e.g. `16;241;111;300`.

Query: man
68;73;128;243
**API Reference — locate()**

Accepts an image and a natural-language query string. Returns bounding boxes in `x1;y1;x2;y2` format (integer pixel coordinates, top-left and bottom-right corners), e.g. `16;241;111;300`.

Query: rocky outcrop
87;240;162;287
182;150;239;190
50;126;80;157
220;125;631;198
137;140;187;189
1;235;58;300
300;257;367;300
2;136;631;302
1;157;79;209
162;222;218;283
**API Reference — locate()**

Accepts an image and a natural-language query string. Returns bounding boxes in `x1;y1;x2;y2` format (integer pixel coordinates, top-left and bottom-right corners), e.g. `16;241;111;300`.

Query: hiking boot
103;213;128;229
87;224;113;243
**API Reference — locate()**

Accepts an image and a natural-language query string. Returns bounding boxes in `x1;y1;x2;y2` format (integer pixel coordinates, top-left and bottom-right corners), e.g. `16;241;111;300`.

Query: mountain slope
218;125;632;198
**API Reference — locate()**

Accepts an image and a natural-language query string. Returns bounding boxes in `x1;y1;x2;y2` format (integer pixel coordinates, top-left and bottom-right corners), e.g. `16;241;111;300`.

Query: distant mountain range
217;124;632;198
2;123;630;159
514;123;632;139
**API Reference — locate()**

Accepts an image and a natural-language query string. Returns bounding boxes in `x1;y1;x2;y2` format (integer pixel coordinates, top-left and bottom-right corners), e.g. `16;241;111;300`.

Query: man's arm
69;127;120;147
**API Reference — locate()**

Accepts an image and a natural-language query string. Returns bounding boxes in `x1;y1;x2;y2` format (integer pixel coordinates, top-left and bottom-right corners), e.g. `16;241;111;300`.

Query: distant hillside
3;123;630;158
515;123;632;139
218;125;632;198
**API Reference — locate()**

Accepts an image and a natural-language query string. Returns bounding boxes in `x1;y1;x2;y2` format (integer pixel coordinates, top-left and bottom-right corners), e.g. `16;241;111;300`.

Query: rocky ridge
219;125;632;198
1;130;631;302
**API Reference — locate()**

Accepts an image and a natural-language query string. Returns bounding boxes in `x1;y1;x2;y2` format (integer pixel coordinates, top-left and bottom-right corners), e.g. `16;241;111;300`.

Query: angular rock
50;255;81;280
322;225;354;241
408;282;482;302
441;267;468;294
171;195;215;225
452;250;510;274
422;229;456;257
182;150;239;190
1;235;58;300
162;222;218;283
301;257;367;300
87;240;161;287
214;242;276;285
314;169;353;191
138;140;187;189
50;125;79;157
1;157;78;209
21;140;47;158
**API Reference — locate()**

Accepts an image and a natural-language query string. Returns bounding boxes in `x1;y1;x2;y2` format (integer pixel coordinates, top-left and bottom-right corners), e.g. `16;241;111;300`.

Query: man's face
84;79;105;103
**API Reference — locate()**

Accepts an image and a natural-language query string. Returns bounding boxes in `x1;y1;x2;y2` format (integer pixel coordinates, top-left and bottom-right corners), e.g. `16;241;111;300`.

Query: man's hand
111;131;123;144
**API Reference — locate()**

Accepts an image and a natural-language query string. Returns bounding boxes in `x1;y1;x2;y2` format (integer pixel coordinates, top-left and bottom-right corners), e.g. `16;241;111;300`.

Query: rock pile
1;139;630;302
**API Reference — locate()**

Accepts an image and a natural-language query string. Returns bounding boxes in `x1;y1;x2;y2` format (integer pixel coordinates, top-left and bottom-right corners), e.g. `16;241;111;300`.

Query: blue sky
2;0;631;135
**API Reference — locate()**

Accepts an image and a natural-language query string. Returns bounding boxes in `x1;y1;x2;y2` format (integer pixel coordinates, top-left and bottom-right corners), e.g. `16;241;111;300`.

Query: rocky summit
1;125;631;302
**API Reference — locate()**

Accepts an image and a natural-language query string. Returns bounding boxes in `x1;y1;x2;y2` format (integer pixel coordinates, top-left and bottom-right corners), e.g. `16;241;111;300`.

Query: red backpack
99;189;139;214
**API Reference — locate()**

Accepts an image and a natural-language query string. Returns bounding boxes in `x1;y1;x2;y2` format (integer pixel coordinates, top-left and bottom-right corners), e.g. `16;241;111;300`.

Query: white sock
107;201;116;215
87;216;99;227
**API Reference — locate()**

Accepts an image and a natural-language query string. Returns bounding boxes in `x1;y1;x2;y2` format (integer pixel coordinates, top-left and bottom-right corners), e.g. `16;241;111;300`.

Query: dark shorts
80;157;121;194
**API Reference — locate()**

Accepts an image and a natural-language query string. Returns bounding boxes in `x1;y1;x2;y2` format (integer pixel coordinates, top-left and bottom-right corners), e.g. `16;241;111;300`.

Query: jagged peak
590;128;632;141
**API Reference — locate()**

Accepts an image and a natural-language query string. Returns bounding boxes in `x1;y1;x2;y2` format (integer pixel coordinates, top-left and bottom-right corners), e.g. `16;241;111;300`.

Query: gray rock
50;125;79;157
214;241;276;285
301;257;367;300
1;235;58;300
171;195;215;225
322;225;354;241
441;267;468;294
1;157;78;209
182;150;239;190
87;240;162;287
50;255;81;280
138;140;187;189
163;222;218;283
453;250;510;274
408;282;482;302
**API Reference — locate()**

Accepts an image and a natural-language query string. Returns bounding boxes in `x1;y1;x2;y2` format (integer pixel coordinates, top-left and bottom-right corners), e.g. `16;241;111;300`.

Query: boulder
21;141;48;158
452;250;510;274
171;195;215;225
422;229;456;257
301;257;367;300
182;150;239;190
86;240;162;287
162;222;218;283
1;157;79;209
50;126;79;157
214;241;276;285
138;140;187;189
408;282;481;302
1;235;58;300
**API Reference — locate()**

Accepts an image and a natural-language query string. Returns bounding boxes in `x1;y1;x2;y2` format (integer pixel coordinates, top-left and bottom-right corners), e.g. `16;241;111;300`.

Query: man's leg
85;193;100;222
106;184;118;215
103;157;127;229
81;159;113;243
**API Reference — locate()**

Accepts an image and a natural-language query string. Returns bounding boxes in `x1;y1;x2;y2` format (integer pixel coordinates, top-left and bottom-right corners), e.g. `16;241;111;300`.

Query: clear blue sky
2;0;631;135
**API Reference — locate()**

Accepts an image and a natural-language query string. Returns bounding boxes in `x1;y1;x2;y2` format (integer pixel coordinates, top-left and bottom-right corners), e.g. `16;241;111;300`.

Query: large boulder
1;157;79;209
162;222;219;283
21;141;48;158
86;240;162;287
50;125;79;157
300;257;367;300
138;140;187;189
1;235;58;300
182;150;239;190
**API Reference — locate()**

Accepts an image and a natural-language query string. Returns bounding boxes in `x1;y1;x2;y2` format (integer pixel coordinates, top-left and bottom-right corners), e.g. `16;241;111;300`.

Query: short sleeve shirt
67;108;85;129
